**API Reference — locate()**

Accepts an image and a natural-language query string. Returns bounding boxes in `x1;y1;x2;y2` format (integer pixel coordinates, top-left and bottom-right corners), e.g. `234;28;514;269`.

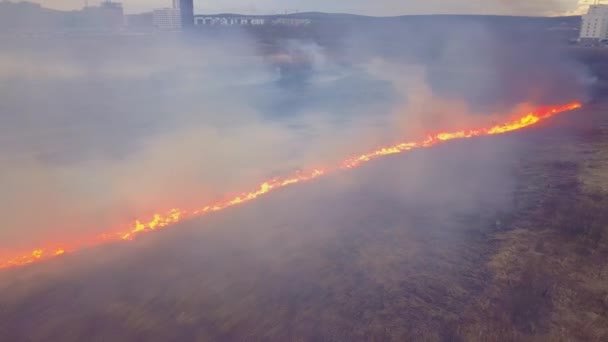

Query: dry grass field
0;104;606;341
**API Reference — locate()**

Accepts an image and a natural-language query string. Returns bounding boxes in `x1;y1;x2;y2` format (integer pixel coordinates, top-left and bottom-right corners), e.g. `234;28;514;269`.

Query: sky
35;0;589;16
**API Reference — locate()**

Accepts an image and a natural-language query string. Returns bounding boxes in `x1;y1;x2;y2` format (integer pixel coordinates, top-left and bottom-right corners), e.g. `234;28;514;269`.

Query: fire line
0;102;582;270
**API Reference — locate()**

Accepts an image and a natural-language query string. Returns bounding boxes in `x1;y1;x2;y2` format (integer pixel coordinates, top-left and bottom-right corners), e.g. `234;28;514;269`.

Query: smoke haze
0;17;590;258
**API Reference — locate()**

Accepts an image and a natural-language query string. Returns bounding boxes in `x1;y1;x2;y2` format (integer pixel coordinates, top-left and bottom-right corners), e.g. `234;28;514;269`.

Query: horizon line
3;1;585;19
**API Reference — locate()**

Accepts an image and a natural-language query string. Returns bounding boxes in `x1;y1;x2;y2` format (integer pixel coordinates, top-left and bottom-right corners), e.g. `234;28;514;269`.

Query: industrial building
193;16;310;27
580;4;608;42
194;16;266;26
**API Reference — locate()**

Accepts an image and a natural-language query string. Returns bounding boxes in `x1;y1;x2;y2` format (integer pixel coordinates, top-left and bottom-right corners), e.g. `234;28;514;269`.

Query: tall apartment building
173;0;194;28
153;0;193;30
580;4;608;41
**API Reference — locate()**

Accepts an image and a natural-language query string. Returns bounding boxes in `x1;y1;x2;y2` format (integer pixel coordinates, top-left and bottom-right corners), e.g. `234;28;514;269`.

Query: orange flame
0;102;582;270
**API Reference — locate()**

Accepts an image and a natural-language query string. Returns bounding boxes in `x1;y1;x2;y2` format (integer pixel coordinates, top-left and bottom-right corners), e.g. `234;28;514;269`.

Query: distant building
153;0;194;30
193;16;310;27
271;18;311;26
152;8;181;30
194;16;266;27
580;4;608;42
175;0;194;29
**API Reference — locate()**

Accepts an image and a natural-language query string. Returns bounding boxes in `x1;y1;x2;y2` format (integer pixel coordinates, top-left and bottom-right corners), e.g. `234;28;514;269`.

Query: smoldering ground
0;17;589;260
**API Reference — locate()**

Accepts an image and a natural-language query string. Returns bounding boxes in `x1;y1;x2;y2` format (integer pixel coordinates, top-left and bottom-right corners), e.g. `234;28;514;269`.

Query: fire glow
0;102;582;270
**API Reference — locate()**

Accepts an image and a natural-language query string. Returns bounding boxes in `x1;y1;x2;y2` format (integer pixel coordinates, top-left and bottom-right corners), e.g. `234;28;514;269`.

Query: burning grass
0;105;606;341
0;102;581;270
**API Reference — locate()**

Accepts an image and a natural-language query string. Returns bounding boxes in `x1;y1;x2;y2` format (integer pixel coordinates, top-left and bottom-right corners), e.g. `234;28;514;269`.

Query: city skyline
31;0;590;16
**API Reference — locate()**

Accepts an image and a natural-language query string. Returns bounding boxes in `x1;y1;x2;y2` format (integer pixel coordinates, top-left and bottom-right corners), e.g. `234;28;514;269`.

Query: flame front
0;102;582;270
